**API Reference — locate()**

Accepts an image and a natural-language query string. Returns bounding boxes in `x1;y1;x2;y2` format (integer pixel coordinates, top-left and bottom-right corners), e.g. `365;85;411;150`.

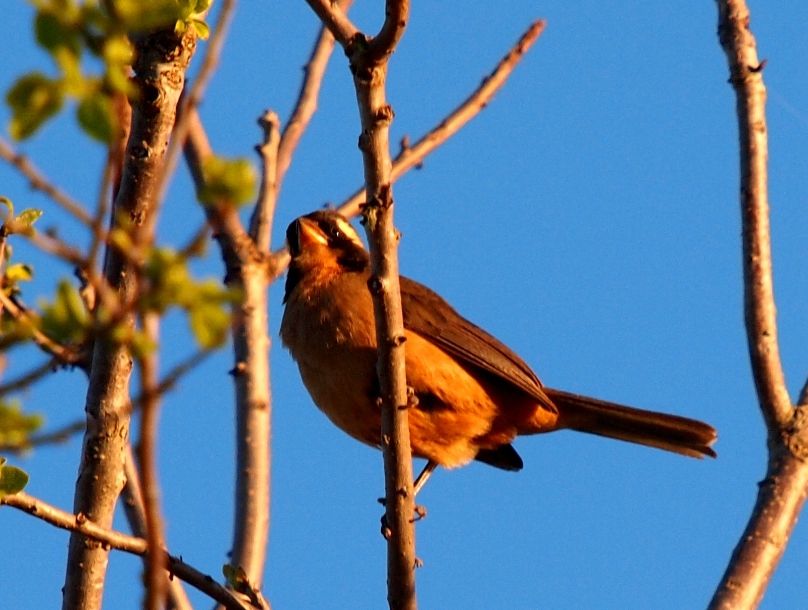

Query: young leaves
0;457;29;497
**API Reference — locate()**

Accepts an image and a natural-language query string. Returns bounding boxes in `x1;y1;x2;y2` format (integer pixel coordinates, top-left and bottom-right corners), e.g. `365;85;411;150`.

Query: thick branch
62;26;198;610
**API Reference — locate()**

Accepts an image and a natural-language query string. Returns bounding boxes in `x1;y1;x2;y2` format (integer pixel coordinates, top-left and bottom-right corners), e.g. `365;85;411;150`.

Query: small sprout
0;457;30;497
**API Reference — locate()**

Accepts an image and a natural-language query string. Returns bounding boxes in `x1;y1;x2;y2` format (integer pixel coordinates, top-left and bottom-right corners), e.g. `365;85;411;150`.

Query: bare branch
0;420;84;453
266;20;545;281
0;136;93;227
337;19;546;219
249;111;281;251
367;0;409;63
314;0;418;604
710;2;807;608
123;445;194;610
0;348;211;455
716;0;791;429
183;111;272;603
303;0;358;46
0;357;59;397
2;492;251;610
277;1;354;185
137;314;168;610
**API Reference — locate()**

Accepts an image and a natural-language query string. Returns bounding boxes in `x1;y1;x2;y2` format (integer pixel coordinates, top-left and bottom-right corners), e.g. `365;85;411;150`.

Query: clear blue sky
3;2;808;609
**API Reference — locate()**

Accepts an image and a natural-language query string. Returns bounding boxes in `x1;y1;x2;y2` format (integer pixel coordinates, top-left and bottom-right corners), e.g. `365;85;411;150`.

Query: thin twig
0;136;93;227
265;20;545;278
336;20;546;219
716;1;791;429
276;0;355;186
0;349;211;454
0;357;59;397
122;445;194;610
2;492;250;610
366;0;408;62
0;291;82;364
303;0;358;46
249;111;280;251
137;313;168;610
0;420;85;453
182;93;273;610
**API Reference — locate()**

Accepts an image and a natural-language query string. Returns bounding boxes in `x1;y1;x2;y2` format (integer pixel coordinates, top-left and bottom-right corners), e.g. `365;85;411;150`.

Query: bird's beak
287;216;328;256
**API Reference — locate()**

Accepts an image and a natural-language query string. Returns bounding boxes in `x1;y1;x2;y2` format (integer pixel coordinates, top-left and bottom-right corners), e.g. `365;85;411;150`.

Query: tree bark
61;27;198;610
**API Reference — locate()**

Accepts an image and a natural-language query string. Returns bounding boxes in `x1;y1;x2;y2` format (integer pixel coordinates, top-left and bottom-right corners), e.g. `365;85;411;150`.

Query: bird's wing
400;276;556;413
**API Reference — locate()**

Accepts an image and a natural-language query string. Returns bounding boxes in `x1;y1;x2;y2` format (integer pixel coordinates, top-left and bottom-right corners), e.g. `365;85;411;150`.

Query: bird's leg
412;460;438;497
378;460;437;537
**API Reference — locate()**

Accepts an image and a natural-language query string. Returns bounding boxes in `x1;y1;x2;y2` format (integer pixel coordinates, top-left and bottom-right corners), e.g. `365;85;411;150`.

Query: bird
280;210;716;493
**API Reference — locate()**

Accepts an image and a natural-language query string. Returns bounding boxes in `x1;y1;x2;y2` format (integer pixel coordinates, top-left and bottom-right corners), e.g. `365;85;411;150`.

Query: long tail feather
546;388;717;458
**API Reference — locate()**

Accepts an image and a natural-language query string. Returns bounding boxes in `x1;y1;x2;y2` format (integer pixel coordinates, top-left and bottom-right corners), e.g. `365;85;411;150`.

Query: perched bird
280;210;716;491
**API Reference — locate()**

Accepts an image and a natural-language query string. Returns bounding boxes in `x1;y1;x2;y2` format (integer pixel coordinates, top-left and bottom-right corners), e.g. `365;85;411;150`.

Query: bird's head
284;210;369;300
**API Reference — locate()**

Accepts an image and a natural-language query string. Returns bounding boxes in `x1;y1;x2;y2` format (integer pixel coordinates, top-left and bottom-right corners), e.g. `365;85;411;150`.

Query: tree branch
336;19;546;220
137;313;169;610
62;26;199;610
0;136;93;227
308;0;417;607
184;111;272;605
302;0;358;46
154;0;237;212
3;492;250;610
716;0;791;429
709;2;808;607
265;19;545;282
276;0;354;186
122;445;194;610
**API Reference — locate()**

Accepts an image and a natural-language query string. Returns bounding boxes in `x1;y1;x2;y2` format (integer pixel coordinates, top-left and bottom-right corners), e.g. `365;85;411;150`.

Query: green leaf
39;280;89;344
34;10;81;57
6;73;64;140
222;564;261;607
5;263;34;283
115;0;185;32
188;300;230;349
77;94;115;142
0;461;30;497
198;156;257;207
16;208;44;228
0;401;44;448
190;18;209;40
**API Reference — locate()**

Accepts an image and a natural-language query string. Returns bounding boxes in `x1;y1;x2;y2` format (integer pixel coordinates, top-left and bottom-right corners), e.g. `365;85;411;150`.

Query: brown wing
399;276;556;414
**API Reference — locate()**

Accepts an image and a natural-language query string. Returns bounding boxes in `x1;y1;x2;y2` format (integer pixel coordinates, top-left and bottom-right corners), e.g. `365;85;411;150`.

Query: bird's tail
546;388;717;458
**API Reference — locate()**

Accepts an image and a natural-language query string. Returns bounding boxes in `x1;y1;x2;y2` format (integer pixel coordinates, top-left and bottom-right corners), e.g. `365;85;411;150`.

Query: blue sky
3;1;808;609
